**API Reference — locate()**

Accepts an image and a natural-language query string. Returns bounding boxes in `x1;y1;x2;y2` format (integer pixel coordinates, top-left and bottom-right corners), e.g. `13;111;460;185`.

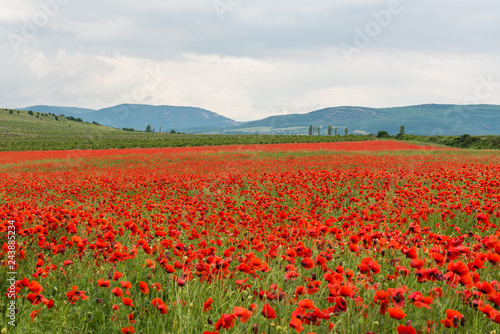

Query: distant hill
21;104;240;132
19;103;500;135
220;104;500;136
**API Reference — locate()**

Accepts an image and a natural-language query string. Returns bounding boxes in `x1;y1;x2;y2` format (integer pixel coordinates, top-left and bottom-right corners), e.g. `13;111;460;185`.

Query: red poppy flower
214;314;237;330
297;299;314;309
29;281;43;294
289;316;304;333
388;308;406;320
203;297;214;312
30;308;42;322
476;281;495;296
139;281;149;294
447;261;469;277
233;306;252;323
120;281;132;289
152;298;167;314
396;324;416;334
112;287;124;297
300;257;315;269
113;272;124;281
121;326;135;333
66;285;88;304
97;279;110;287
262;303;277;319
440;309;464;328
122;297;135;307
358;257;381;274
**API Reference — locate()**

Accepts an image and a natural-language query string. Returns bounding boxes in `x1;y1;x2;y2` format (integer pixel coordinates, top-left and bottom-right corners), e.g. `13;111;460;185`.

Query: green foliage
67;116;83;122
377;131;391;138
1;108;499;151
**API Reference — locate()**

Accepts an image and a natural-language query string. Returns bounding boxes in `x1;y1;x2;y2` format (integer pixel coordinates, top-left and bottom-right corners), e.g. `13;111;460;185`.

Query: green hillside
224;104;500;136
23;104;240;131
0;108;122;150
0;108;374;151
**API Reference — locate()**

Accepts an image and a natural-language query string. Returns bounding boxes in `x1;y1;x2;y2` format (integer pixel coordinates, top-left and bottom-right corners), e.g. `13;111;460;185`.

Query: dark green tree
377;130;391;138
344;127;348;136
145;125;152;132
328;125;333;136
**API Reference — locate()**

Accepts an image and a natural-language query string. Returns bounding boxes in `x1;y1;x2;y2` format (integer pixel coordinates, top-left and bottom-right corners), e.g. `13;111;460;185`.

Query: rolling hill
21;104;240;132
17;103;500;136
220;104;500;136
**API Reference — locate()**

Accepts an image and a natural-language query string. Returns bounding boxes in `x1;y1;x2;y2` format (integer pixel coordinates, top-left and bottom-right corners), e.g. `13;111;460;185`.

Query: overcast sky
1;0;500;121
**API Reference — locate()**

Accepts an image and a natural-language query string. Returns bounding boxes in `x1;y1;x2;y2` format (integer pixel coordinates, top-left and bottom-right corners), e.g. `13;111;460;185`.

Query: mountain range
19;103;500;136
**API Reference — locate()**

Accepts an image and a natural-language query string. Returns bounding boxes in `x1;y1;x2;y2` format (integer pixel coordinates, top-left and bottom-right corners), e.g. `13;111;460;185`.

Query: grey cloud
1;0;500;120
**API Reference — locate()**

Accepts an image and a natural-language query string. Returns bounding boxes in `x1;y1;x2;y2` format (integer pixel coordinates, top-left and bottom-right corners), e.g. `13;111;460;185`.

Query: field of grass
0;109;377;151
1;108;498;152
1;142;499;333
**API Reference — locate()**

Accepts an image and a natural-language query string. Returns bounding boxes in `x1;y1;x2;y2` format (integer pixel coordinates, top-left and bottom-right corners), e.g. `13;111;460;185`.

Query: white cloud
1;0;500;121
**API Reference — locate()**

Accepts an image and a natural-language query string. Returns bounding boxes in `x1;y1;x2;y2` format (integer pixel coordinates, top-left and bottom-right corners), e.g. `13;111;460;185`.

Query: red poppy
113;272;124;281
112;287;124;297
396;324;416;334
300;257;315;269
388;308;406;320
358;257;381;274
29;281;43;294
289;316;304;333
151;298;168;314
297;299;314;309
203;297;214;312
440;309;464;328
139;281;149;294
262;303;277;319
233;306;252;323
214;314;237;330
476;281;495;296
121;326;135;333
120;281;132;289
447;261;469;277
122;298;135;307
30;308;42;322
66;285;88;304
97;279;110;287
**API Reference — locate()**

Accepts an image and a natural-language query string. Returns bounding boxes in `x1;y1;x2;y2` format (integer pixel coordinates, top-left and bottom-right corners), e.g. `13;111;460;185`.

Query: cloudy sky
1;0;500;121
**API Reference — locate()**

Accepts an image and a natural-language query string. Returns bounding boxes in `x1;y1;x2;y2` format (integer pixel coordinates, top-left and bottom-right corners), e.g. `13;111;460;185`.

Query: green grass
0;108;376;151
1;108;499;151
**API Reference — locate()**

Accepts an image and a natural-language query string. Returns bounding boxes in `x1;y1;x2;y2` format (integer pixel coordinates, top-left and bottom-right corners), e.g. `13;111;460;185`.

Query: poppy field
1;141;500;333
